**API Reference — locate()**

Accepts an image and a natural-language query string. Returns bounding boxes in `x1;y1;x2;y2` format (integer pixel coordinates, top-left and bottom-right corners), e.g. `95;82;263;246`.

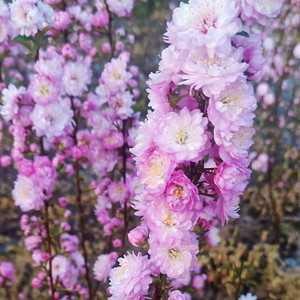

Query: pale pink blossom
93;252;117;282
108;252;152;300
155;107;210;163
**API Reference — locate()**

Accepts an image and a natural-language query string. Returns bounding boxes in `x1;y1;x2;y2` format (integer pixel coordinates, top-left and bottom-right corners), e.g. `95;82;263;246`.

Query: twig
70;97;93;299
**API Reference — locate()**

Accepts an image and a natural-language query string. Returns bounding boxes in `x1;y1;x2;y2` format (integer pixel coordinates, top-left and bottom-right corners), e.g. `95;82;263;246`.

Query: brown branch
44;201;55;300
70;97;93;299
121;120;128;256
151;286;161;300
104;0;115;58
39;137;55;300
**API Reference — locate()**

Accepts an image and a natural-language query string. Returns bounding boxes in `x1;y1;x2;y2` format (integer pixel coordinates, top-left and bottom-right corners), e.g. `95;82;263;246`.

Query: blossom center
113;70;121;80
40;86;49;96
176;126;188;145
199;15;216;34
173;185;183;199
163;216;174;227
168;248;180;260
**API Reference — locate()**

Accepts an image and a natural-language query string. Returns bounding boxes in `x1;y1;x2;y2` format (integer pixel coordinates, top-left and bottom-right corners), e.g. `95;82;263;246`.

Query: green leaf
36;26;53;47
244;279;259;286
13;35;35;53
237;31;250;37
241;264;255;270
219;265;235;271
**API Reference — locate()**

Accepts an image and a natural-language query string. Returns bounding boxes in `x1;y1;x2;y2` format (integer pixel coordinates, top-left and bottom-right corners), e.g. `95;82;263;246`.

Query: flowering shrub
0;0;284;299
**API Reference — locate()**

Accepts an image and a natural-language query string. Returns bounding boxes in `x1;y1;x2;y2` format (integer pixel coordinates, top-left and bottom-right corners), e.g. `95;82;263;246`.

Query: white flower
63;61;92;97
9;0;53;37
109;252;152;300
156;107;210;163
239;293;257;300
12;175;45;211
30;99;73;139
0;84;26;121
93;253;117;282
107;0;134;17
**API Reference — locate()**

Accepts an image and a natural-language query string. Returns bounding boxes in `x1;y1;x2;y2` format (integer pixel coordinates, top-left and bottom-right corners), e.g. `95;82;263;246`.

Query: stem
40;137;55;300
104;0;115;58
70;98;93;299
44;202;55;300
152;286;161;300
0;59;3;82
234;266;243;300
4;285;12;300
121;120;128;256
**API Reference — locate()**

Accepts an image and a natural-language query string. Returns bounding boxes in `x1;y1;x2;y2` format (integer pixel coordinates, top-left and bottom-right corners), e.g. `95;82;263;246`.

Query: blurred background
0;0;299;299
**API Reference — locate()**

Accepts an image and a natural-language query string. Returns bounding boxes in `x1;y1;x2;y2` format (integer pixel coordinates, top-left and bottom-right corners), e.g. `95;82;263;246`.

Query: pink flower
32;277;41;288
166;0;241;57
0;155;12;168
214;125;255;164
58;197;68;207
107;182;129;204
108;91;134;120
251;153;269;173
0;84;27;121
233;33;264;81
0;262;15;284
214;162;250;197
136;147;176;195
79;32;93;52
108;252;152;300
24;236;42;251
165;170;201;212
92;9;109;27
52;10;70;30
128;225;148;247
9;0;53;37
155;107;210;163
206;226;221;246
30;100;74;139
241;0;282;25
12;175;46;211
100;57;132;93
34;155;57;191
168;290;185;300
192;274;207;290
149;232;198;279
63;61;92;97
62;43;77;59
93;252;117;282
51;255;71;282
207;78;256;130
180;47;247;96
102;131;124;150
107;0;134;17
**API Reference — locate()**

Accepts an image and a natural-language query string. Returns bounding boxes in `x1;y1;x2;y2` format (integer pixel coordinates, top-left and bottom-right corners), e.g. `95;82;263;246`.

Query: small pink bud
58;197;68;208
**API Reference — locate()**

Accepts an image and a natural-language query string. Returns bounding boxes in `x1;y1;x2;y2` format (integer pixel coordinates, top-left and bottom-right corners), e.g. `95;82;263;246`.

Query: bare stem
39;138;55;300
44;202;55;300
104;0;115;58
121;120;128;256
70;97;93;299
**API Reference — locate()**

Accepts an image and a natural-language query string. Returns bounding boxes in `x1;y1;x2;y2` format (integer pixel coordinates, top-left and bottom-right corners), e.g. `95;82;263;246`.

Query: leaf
241;264;255;270
244;279;259;286
12;35;35;53
219;265;235;271
237;31;250;37
35;27;53;48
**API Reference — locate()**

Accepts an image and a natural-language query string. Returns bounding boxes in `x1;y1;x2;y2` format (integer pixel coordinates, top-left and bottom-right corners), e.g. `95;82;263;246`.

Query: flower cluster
1;0;138;299
0;0;284;298
0;262;15;286
122;0;281;297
